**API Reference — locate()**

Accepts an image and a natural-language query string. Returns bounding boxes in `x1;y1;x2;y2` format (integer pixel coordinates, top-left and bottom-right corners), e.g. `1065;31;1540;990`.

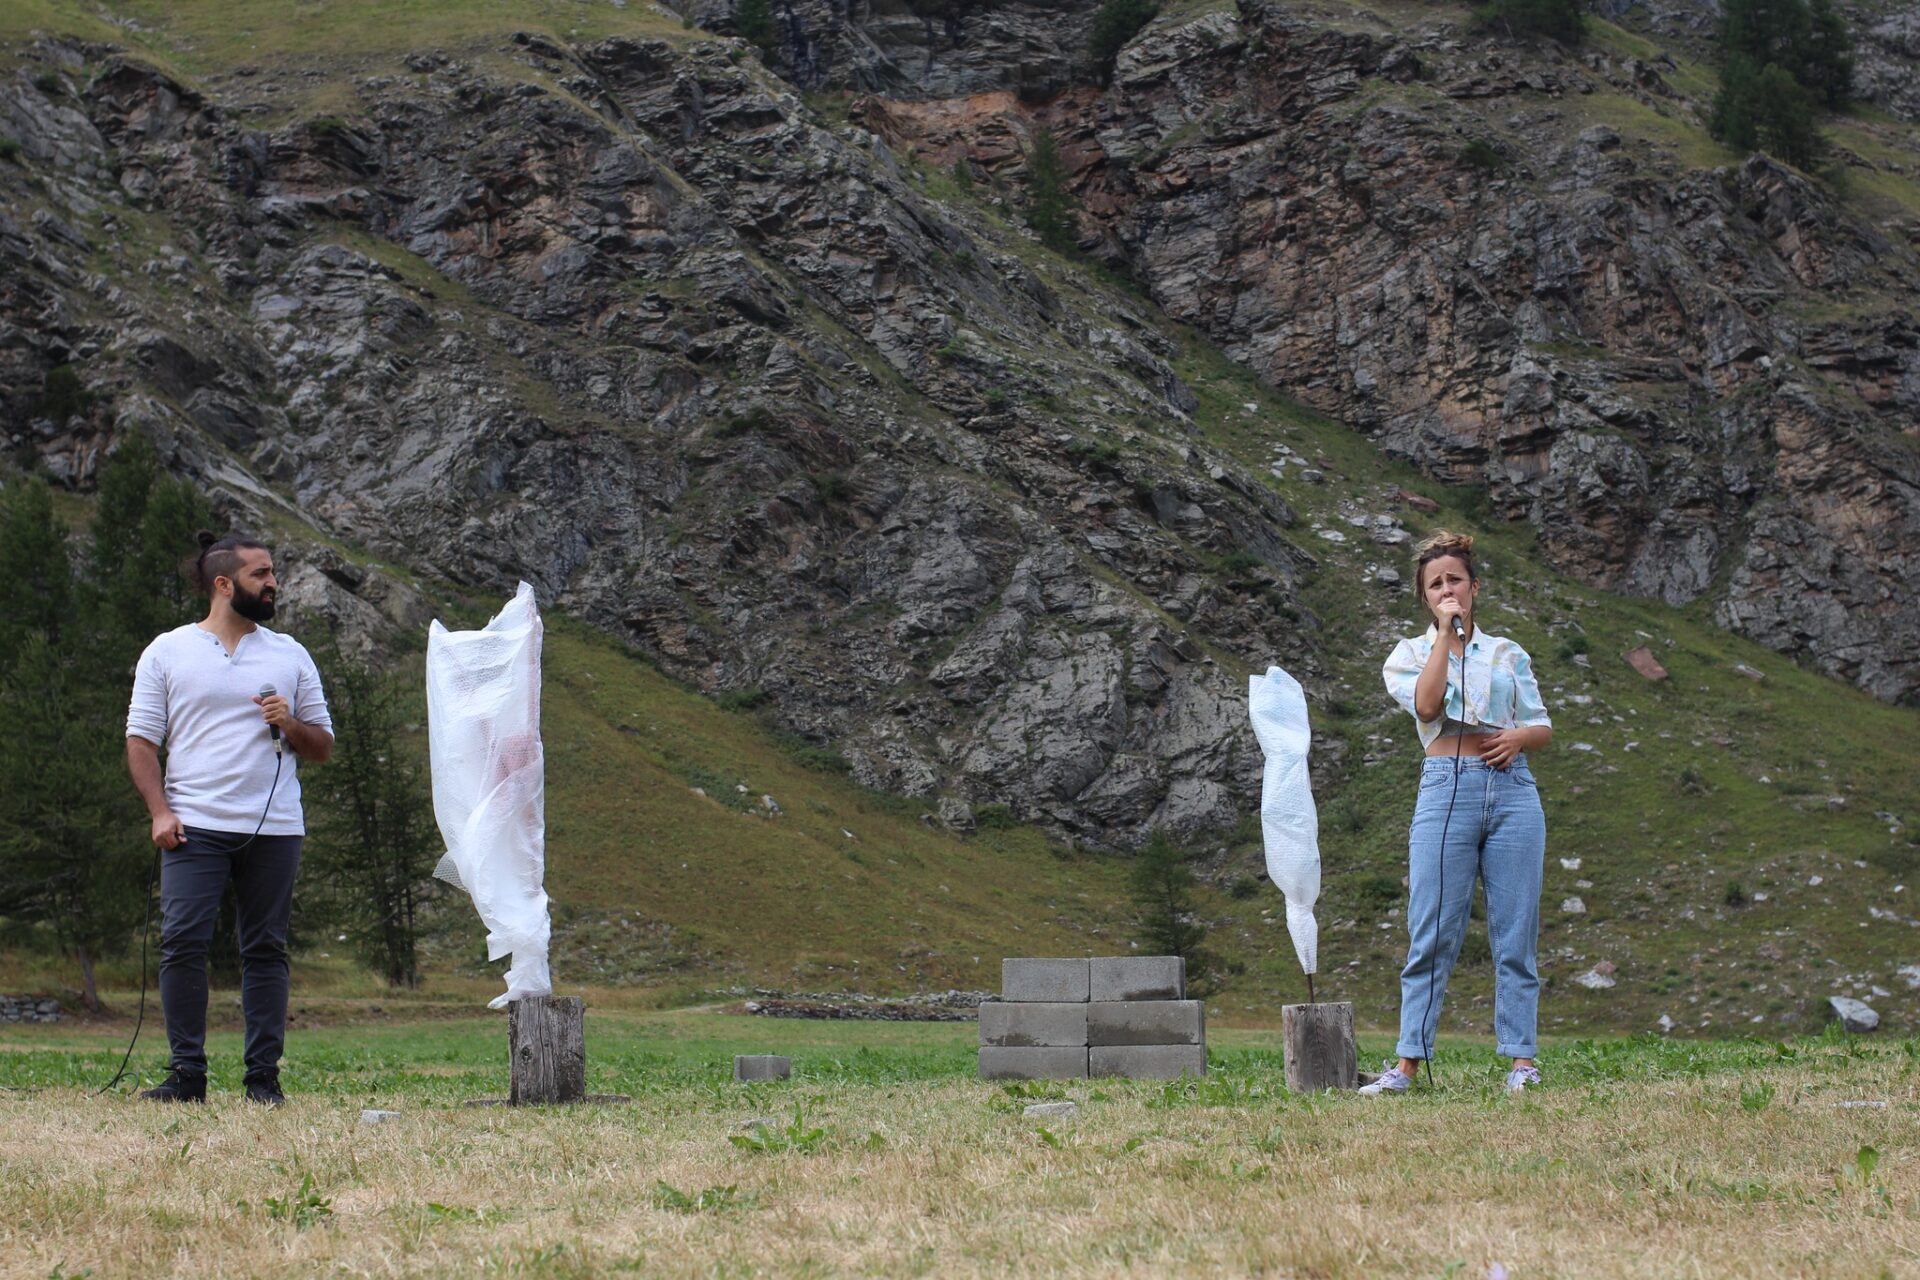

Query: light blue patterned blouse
1381;626;1553;749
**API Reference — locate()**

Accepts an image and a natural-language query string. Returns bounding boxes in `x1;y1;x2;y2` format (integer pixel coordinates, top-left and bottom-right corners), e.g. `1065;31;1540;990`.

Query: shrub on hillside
1088;0;1158;86
1470;0;1586;45
972;802;1017;830
1460;138;1507;171
736;0;776;54
34;364;93;427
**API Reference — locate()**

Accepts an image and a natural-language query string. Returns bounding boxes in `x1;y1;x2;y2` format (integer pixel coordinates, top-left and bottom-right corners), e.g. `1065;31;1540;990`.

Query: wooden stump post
509;995;586;1105
1282;1001;1357;1093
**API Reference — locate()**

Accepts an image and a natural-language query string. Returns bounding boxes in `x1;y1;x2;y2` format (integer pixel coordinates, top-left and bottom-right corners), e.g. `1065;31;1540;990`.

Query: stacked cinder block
978;956;1206;1081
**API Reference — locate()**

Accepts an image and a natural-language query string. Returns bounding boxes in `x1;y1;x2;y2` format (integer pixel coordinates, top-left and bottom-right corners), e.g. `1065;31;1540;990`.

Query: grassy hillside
489;619;1138;996
1168;327;1920;1035
2;0;1916;1040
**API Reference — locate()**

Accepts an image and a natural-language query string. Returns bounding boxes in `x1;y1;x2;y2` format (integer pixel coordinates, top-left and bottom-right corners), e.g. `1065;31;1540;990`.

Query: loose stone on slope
1827;996;1879;1032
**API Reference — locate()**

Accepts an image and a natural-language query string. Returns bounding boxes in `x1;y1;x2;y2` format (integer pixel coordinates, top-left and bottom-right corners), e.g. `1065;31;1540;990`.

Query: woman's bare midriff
1426;733;1497;758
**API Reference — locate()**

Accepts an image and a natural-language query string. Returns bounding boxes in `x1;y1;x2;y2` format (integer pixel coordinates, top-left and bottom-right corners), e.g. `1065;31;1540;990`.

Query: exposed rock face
2;0;1917;879
870;0;1920;703
674;0;1099;97
1855;6;1920;123
0;32;1309;846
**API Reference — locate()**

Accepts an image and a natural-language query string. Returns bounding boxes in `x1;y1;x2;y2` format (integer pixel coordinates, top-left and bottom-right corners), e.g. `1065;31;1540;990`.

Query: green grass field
1;1012;1915;1277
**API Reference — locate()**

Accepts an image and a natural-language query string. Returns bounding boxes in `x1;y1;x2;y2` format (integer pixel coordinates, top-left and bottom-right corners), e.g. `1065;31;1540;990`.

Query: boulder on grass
1827;996;1879;1033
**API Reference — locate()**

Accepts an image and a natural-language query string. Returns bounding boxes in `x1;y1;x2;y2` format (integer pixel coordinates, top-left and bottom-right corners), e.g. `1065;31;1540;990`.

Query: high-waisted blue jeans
1396;754;1546;1061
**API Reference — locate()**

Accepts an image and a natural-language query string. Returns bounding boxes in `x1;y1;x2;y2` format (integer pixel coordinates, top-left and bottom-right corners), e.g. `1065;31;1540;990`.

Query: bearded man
125;533;333;1105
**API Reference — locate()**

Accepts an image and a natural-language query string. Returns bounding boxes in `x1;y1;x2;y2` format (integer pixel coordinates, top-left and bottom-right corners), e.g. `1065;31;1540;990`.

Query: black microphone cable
96;749;283;1097
93;846;160;1097
1416;620;1470;1088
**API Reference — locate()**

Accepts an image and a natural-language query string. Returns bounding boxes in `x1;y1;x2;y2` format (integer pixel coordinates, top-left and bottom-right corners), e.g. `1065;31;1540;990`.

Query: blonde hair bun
1412;529;1474;561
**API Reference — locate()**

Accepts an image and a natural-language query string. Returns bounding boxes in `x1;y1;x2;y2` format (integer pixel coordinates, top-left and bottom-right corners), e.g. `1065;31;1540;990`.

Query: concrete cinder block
1090;955;1185;1001
1087;999;1205;1046
979;1002;1089;1048
733;1055;792;1082
1002;957;1090;1003
1090;1044;1207;1079
978;1046;1089;1080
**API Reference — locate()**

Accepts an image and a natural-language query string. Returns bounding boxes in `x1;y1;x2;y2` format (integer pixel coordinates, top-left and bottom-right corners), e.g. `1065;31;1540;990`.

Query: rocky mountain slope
3;0;1918;1032
4;4;1319;847
3;0;1918;838
819;0;1920;705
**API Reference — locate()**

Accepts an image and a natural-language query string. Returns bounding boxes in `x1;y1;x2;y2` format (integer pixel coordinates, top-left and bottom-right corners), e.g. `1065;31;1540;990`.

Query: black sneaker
244;1071;286;1107
139;1071;207;1103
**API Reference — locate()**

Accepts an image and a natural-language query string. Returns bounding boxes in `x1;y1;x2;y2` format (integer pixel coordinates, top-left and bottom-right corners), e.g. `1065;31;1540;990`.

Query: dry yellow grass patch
3;1024;1915;1279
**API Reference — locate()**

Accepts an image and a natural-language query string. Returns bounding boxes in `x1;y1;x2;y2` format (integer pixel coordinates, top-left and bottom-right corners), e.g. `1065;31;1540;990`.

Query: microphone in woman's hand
1450;614;1467;640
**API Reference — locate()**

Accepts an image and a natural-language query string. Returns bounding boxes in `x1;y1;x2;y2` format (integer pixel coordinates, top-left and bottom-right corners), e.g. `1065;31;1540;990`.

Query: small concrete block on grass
979;1046;1089;1080
979;1002;1089;1047
1002;957;1090;1003
1087;999;1205;1046
1089;955;1185;1001
733;1055;792;1082
1090;1044;1207;1079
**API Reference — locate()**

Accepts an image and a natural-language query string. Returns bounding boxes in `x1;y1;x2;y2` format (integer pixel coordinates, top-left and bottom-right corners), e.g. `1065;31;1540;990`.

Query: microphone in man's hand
258;684;283;754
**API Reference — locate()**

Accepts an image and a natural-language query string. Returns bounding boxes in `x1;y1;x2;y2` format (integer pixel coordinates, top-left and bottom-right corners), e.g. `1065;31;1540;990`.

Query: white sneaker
1358;1062;1413;1096
1504;1064;1542;1093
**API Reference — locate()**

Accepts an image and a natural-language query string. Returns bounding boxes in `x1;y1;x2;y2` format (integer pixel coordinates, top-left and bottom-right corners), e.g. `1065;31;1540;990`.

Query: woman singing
1361;531;1553;1095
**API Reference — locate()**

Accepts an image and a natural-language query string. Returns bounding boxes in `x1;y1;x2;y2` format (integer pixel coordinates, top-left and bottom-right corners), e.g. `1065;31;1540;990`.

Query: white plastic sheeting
427;581;552;1010
1249;665;1320;975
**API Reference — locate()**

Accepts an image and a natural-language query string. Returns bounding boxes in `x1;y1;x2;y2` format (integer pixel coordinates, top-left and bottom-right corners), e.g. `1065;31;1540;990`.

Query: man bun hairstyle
1412;529;1477;593
191;530;267;596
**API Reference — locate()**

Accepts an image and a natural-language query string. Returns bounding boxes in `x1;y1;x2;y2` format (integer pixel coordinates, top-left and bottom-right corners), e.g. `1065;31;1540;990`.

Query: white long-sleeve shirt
126;623;332;836
1381;626;1552;751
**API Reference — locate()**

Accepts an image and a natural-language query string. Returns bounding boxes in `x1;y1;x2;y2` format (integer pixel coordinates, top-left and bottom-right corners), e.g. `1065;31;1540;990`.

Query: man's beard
232;583;276;622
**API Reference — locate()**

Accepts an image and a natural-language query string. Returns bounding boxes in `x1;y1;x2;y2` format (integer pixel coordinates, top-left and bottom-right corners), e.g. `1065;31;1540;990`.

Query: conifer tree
1798;0;1854;109
0;633;142;1010
1710;54;1826;168
1023;128;1076;253
0;475;70;663
302;641;440;988
1714;0;1852;125
0;440;209;1009
1128;829;1216;992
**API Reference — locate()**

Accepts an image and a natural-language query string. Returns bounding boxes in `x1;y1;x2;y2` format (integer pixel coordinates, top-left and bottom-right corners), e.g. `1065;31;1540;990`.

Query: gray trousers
157;828;303;1080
